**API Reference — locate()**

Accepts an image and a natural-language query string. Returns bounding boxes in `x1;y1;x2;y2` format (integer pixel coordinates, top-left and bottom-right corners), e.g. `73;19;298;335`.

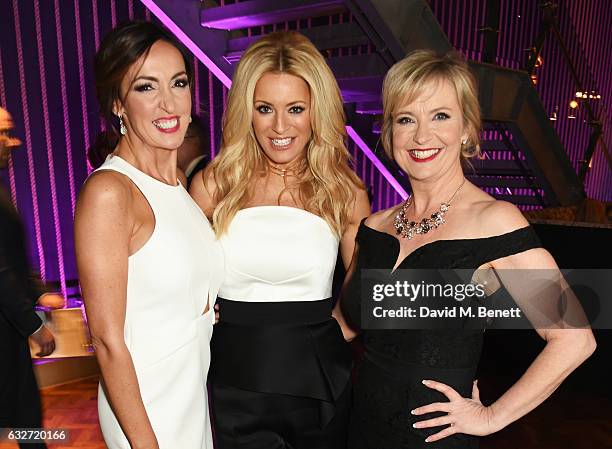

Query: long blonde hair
209;31;363;237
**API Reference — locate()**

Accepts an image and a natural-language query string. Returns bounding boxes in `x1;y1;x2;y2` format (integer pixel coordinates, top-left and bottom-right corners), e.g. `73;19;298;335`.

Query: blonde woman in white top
191;31;370;448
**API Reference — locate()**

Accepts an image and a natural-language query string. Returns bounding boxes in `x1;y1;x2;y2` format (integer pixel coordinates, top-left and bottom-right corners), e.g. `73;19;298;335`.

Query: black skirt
209;298;352;449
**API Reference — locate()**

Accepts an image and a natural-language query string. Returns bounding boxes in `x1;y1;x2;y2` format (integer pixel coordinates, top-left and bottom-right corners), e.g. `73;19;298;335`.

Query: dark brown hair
94;21;193;139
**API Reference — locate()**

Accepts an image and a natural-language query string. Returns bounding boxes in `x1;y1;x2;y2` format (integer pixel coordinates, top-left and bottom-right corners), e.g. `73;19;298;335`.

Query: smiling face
116;40;192;152
392;78;469;182
252;72;312;167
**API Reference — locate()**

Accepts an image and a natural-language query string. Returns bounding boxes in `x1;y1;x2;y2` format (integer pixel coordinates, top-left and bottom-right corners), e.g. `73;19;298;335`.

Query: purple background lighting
0;0;226;292
346;126;408;200
140;0;233;87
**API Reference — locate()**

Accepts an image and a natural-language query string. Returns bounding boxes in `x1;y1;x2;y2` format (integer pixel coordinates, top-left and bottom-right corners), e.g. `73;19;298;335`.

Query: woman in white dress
74;22;222;449
190;31;370;448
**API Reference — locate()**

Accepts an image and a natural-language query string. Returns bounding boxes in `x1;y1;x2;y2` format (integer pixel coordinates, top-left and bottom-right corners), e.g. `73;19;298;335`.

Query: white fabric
94;155;223;449
218;206;339;302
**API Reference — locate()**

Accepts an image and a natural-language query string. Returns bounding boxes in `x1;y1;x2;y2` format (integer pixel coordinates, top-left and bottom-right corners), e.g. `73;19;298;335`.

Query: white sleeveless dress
93;155;223;449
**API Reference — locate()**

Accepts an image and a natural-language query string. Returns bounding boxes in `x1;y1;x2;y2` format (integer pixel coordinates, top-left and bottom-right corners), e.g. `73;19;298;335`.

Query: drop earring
118;115;127;135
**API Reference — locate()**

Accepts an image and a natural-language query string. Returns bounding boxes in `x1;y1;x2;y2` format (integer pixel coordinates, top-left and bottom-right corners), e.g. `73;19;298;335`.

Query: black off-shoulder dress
343;220;541;449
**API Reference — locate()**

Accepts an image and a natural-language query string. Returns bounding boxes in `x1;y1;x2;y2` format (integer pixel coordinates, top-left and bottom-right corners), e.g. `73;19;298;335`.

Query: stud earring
461;138;467;145
118;115;127;136
189;116;192;123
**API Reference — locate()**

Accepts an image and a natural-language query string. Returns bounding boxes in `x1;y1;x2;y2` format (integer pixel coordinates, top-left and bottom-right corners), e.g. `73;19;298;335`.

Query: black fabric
216;297;334;326
211;382;351;449
0;184;46;448
0;187;42;337
343;221;542;449
209;298;352;445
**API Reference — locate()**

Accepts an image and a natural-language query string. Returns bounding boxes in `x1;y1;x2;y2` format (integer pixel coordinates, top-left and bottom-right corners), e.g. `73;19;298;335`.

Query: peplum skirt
209;298;352;449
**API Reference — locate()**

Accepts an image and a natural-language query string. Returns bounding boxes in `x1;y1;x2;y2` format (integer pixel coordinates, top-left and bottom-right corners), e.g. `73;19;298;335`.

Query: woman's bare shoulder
363;203;403;230
477;199;530;235
189;165;218;217
77;170;133;211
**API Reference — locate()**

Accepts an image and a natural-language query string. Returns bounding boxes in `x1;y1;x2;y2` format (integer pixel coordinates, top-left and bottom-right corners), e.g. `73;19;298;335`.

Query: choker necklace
394;178;466;240
267;165;293;178
266;159;306;180
266;159;306;206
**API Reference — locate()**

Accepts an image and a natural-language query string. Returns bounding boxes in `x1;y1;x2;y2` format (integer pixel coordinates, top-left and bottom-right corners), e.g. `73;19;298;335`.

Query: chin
153;137;185;151
263;149;304;165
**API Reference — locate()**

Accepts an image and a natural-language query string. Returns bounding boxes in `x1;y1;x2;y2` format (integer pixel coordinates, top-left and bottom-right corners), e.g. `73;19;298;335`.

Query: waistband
216;297;333;325
364;349;477;385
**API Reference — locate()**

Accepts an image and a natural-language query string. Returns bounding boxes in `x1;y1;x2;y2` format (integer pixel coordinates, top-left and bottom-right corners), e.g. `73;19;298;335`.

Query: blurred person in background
177;114;209;190
0;106;58;449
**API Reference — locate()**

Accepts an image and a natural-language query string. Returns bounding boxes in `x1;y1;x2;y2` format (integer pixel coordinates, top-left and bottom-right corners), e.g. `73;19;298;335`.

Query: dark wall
429;0;612;200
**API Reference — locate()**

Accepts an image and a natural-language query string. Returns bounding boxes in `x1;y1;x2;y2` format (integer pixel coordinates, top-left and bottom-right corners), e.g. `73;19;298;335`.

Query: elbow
91;334;128;364
569;330;596;367
582;331;597;360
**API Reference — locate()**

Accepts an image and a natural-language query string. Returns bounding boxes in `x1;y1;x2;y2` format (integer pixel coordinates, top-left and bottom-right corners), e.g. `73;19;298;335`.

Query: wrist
487;401;510;432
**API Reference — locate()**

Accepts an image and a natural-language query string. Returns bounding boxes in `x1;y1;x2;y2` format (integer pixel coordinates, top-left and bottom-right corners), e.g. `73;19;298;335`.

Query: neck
266;156;306;178
115;138;178;185
408;166;466;216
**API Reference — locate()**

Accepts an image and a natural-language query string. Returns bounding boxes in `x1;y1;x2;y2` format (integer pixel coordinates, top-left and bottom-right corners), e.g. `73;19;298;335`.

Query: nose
413;121;432;145
159;86;176;113
272;112;289;135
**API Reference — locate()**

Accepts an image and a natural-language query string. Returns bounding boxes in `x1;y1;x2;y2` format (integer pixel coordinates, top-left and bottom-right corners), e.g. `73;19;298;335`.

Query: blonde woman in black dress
337;50;596;449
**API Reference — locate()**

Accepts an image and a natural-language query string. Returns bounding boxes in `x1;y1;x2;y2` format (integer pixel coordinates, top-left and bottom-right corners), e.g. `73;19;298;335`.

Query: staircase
141;0;588;208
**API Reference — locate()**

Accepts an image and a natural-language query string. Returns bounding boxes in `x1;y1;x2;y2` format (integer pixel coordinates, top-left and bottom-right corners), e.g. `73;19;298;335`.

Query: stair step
487;194;543;206
470;159;531;176
328;53;387;79
225;22;368;63
201;0;346;30
479;140;514;151
466;176;533;189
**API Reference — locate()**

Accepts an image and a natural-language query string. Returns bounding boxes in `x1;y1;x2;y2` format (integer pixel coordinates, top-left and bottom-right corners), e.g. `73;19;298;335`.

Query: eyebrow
132;71;187;84
395;106;452;115
253;100;308;106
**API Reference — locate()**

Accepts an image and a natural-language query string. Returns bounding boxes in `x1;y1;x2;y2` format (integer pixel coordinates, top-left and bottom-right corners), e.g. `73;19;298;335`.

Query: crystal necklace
394;178;466;240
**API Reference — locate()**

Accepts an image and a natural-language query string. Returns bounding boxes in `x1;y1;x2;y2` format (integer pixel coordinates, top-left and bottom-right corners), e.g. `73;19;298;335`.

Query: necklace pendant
393;179;464;239
420;218;431;234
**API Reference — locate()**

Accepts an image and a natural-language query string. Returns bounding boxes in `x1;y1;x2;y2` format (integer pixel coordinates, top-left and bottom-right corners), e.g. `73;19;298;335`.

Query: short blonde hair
209;31;363;237
381;49;481;160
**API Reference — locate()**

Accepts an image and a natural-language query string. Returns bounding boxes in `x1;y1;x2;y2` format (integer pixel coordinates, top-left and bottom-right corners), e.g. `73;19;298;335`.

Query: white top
93;155;223;449
218;206;339;302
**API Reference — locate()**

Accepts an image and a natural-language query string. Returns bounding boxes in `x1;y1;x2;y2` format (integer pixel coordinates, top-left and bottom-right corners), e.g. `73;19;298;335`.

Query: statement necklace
394;179;466;240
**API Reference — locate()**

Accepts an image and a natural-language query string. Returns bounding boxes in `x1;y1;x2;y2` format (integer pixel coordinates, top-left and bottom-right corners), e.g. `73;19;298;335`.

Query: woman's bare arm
333;187;370;341
75;172;159;449
412;201;596;442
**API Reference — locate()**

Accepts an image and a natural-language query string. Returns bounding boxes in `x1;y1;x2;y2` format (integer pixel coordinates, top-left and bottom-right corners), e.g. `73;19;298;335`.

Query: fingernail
412;423;417;428
425;437;431;443
422;379;430;385
411;409;417;415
